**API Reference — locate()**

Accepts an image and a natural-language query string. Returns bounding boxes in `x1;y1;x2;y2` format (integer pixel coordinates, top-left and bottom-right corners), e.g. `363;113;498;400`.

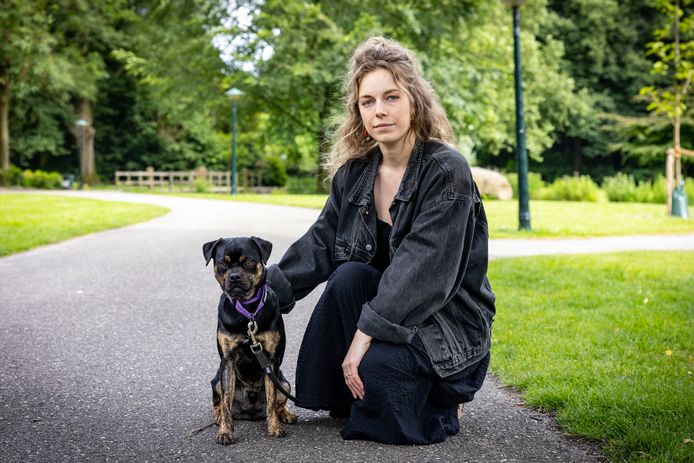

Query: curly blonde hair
324;36;454;177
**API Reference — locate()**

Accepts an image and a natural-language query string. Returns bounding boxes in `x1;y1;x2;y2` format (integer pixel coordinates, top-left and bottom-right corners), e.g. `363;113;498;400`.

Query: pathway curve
2;190;691;462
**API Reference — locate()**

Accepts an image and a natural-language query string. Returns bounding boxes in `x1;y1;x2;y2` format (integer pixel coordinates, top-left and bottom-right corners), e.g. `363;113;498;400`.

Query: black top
370;218;392;273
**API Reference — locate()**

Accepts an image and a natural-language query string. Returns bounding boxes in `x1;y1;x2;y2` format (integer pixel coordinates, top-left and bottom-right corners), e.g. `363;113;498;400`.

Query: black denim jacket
268;139;495;377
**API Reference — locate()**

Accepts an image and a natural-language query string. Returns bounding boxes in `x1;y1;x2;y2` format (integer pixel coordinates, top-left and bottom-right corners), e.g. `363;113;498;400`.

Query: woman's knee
325;262;381;297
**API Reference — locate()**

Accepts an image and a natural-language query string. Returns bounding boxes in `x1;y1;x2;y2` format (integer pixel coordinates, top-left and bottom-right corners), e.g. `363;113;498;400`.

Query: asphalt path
2;190;691;462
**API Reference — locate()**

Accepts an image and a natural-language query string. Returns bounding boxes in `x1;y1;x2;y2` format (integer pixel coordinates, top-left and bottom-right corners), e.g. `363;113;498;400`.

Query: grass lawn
489;251;694;462
0;193;169;256
121;189;694;238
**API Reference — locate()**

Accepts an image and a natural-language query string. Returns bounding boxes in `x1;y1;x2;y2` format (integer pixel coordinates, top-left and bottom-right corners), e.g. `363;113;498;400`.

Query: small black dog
203;236;297;445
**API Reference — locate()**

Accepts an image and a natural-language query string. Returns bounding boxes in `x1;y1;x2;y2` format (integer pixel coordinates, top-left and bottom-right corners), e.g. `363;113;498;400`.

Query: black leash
247;320;298;403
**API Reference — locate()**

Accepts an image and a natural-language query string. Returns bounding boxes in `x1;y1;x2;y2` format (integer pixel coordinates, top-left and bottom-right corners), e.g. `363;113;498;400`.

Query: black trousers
295;262;489;445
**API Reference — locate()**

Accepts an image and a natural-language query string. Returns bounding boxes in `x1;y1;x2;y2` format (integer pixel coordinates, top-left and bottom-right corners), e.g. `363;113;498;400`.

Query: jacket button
365;244;373;251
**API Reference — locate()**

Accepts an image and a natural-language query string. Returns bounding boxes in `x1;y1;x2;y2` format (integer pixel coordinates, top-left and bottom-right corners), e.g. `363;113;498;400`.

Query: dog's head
202;236;272;301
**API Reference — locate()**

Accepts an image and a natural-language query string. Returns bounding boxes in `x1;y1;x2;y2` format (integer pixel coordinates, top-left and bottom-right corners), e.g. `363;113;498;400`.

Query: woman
267;36;495;445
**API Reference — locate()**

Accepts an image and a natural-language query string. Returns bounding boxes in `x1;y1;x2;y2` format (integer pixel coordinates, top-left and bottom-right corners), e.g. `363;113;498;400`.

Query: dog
203;236;297;445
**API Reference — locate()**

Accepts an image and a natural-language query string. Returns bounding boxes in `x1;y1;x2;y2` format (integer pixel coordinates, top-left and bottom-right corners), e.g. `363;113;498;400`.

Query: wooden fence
114;166;277;193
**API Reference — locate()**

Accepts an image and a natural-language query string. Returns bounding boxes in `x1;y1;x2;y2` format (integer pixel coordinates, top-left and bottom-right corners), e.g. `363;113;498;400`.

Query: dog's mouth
225;285;254;301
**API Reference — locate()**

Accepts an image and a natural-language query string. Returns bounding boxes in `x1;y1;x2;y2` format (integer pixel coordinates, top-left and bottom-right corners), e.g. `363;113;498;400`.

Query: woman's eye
387;95;399;102
360;99;373;107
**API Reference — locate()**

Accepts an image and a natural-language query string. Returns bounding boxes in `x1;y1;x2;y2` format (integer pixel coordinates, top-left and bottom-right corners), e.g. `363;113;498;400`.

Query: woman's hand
342;329;372;400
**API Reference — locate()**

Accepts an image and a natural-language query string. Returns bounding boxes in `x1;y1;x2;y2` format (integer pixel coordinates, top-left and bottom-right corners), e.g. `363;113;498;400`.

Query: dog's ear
251;236;272;265
203;238;224;266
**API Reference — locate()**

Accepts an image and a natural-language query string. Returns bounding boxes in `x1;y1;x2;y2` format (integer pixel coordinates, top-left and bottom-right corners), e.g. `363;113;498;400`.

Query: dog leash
247;320;298;403
227;286;298;403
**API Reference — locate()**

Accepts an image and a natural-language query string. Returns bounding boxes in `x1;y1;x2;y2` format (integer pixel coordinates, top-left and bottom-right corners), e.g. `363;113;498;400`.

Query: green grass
0;194;169;256
120;189;694;238
485;200;694;238
489;252;694;462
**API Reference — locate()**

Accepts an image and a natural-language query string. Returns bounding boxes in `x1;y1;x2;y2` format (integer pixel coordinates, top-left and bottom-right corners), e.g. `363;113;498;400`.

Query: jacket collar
349;139;424;206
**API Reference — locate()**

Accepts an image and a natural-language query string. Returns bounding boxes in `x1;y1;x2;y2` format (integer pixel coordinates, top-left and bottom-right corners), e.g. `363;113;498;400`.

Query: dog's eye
243;260;256;269
217;261;228;270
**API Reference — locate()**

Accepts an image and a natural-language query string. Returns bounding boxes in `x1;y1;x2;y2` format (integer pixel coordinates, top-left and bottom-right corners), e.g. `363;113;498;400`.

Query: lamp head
225;88;245;101
502;0;527;7
75;119;88;127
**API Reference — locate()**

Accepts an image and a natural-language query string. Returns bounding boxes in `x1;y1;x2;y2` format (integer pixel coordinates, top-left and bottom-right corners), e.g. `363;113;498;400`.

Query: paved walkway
1;190;692;462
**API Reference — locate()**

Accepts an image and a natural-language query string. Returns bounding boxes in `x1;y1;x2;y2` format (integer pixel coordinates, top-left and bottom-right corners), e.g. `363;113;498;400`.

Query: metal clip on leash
246;319;297;403
247;320;261;352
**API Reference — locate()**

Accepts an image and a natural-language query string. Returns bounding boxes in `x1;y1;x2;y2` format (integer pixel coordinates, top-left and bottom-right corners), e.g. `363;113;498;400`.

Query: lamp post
75;118;88;190
225;88;245;195
503;0;531;230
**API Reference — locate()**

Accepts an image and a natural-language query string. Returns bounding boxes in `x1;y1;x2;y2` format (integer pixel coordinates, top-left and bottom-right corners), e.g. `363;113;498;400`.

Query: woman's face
358;68;413;150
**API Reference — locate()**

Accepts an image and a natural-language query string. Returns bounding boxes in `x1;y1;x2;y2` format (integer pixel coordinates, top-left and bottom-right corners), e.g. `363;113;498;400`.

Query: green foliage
19;169;62;189
285;176;319;194
504;172;546;200
639;0;694;121
602;173;670;203
263;156;288;187
194;178;211;193
0;165;22;186
536;175;605;202
489;252;694;462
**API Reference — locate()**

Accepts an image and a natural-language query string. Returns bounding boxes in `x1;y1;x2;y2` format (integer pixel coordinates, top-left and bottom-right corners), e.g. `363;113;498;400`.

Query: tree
640;0;694;212
0;0;66;170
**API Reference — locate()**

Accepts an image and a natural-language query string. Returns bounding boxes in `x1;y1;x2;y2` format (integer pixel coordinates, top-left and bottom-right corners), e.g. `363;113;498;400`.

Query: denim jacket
268;139;495;377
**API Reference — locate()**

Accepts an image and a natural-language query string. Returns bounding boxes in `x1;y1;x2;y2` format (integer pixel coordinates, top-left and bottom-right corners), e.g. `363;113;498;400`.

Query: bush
504;172;546;200
537;175;606;202
194;178;211;193
264;156;288;187
602;173;639;202
285;176;318;194
684;179;694;203
20;169;62;189
0;165;22;186
602;174;670;204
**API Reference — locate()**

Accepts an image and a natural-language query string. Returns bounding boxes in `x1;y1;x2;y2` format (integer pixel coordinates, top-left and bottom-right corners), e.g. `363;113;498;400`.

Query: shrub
285;176;318;194
20;169;62;189
264;156;288;187
538;175;605;202
194;178;211;193
0;165;22;186
602;173;638;202
603;174;670;204
504;172;546;200
683;178;694;203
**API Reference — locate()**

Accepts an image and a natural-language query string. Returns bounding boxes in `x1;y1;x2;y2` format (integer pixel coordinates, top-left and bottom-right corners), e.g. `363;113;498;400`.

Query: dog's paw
215;430;235;445
278;408;298;424
267;426;286;438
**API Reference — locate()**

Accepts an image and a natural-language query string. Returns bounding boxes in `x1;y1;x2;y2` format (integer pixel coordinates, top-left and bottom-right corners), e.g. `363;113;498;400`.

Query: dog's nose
228;272;242;282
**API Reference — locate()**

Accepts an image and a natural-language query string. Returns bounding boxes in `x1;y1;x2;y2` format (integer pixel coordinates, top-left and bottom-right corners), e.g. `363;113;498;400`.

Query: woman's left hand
342;329;372;400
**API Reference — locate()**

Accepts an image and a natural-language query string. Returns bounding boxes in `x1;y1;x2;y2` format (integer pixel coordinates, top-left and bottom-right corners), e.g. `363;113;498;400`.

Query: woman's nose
375;99;387;116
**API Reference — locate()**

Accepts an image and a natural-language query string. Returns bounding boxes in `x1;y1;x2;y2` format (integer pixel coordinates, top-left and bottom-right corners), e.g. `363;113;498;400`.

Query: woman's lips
374;124;393;130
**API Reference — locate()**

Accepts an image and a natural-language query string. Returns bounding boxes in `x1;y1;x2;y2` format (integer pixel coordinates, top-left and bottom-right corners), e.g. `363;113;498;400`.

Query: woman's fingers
342;330;372;400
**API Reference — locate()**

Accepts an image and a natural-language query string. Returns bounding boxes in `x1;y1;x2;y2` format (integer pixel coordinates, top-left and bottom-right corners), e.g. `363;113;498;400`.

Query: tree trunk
0;62;9;170
571;139;583;176
76;99;98;184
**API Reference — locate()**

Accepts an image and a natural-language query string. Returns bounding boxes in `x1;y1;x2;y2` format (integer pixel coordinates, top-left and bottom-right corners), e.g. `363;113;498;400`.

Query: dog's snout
228;272;242;282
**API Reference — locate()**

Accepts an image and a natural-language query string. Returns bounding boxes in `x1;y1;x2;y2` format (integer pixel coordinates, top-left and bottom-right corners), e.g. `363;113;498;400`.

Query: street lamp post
503;0;531;230
225;88;245;195
75;118;88;190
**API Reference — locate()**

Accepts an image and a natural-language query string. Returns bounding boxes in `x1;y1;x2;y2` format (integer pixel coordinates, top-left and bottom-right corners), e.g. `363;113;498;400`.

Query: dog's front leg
264;373;285;437
215;362;236;445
